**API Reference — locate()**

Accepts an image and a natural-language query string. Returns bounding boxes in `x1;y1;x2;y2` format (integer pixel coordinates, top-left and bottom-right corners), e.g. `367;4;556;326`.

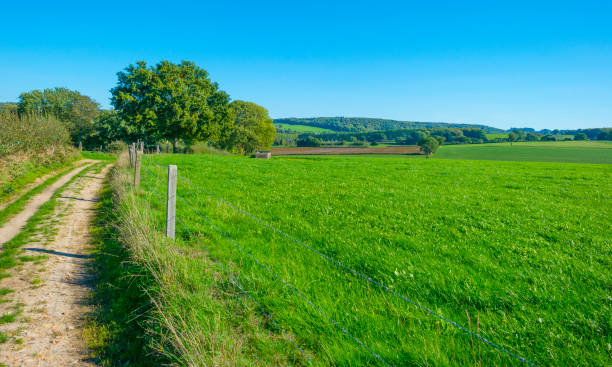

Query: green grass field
137;153;611;366
485;133;508;140
274;122;335;133
436;141;612;164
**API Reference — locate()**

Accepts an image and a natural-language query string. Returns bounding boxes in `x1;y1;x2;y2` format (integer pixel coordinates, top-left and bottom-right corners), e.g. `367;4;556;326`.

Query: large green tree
17;87;99;144
418;137;439;158
508;132;519;145
217;100;275;154
111;60;234;147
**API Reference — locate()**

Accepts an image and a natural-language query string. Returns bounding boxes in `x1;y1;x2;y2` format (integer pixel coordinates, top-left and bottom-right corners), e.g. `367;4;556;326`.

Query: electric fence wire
174;192;391;367
140;174;316;366
141;154;537;367
141;165;388;366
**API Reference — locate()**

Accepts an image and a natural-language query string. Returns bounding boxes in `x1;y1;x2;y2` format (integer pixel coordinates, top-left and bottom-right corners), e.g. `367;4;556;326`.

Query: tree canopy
574;132;588;141
418;137;439;157
297;136;323;147
83;110;136;150
111;60;235;145
17;87;99;144
216;101;275;154
508;132;519;145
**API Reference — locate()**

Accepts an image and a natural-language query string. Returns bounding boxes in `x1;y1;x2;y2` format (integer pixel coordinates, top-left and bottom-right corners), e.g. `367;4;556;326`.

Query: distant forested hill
274;117;505;134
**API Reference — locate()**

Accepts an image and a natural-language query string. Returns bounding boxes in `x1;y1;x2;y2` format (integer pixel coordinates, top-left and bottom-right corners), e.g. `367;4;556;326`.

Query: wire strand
141;154;537;367
141;180;315;365
175;193;390;366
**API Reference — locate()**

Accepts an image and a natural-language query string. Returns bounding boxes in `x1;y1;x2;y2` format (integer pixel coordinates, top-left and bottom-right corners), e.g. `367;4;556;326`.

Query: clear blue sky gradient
1;1;611;130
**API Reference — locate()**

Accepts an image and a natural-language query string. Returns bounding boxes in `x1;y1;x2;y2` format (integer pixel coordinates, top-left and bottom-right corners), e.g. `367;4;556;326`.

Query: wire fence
138;153;537;367
141;162;387;365
141;179;315;364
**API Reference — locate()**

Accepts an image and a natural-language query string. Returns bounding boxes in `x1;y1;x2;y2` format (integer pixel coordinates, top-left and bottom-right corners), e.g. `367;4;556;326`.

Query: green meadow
485;133;508;140
274;122;335;133
435;140;612;164
137;153;611;366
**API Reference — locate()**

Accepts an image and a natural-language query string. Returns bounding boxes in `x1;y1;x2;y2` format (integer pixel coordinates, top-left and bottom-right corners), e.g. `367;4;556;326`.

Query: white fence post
166;165;177;239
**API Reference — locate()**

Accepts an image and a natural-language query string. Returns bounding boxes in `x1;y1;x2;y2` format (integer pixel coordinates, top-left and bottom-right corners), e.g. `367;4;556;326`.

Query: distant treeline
283;126;612;147
493;126;612;140
558;128;612;140
274;117;505;134
295;127;487;145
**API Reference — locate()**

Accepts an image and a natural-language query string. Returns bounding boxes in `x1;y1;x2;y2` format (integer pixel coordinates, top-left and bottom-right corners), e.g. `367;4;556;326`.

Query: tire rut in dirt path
0;161;96;246
0;159;91;213
0;163;112;366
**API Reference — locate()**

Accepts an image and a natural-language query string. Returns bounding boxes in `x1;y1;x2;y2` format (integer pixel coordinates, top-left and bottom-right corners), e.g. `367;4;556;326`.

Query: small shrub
107;141;127;153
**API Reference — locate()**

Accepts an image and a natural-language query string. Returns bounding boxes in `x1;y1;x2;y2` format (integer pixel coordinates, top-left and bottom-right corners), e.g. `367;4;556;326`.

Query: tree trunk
173;137;178;154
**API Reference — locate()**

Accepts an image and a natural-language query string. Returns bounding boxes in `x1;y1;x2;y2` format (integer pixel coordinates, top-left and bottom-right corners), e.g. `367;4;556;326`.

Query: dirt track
0;163;111;366
0;161;95;246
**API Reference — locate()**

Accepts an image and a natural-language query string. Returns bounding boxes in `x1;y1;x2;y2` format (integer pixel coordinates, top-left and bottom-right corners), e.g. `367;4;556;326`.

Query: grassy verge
85;155;310;366
81;151;118;161
0;150;79;204
84;166;162;366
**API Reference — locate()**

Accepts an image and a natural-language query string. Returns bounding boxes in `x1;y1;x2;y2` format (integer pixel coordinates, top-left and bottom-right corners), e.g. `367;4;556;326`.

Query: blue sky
1;1;611;130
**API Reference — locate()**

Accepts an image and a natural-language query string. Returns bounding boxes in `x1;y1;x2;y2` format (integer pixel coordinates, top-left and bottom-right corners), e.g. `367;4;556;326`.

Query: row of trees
293;126;612;148
294;127;488;147
110;60;274;154
518;127;612;140
8;61;276;155
505;128;612;143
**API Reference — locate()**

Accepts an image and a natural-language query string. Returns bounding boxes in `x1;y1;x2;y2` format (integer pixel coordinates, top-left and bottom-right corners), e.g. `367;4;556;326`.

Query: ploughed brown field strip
270;145;422;155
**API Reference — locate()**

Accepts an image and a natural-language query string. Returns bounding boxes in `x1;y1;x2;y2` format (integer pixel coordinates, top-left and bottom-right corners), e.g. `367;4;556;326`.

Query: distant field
274;123;335;133
140;154;611;366
436;141;612;164
485;133;507;139
271;145;420;155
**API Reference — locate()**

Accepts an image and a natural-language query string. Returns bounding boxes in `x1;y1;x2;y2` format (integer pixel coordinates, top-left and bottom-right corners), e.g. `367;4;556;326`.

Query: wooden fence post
134;149;141;187
129;143;135;169
140;141;144;153
166;165;177;239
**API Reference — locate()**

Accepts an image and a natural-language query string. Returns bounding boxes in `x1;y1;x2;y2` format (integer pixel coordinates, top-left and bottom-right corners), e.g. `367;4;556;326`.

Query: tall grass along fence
131;150;538;366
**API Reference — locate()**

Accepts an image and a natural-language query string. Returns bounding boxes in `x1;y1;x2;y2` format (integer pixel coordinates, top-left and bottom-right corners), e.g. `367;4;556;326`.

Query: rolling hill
274;117;506;134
